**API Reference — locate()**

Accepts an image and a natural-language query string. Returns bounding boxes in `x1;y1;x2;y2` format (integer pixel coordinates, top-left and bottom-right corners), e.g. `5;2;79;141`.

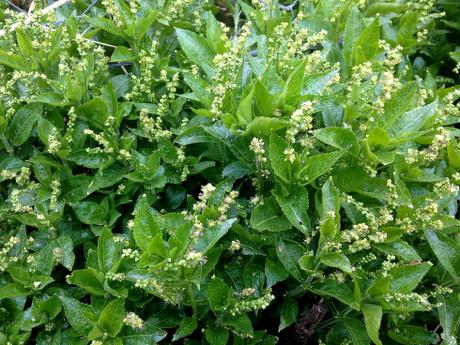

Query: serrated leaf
98;299;125;337
391;102;438;136
269;132;291;182
362;304;383;345
98;228;118;273
207;278;231;312
250;197;291;232
275;185;310;235
343;318;371;345
7;103;42;146
389;262;432;294
425;230;460;280
133;195;161;252
205;324;229;345
176;28;215;78
67;268;106;296
265;257;289;287
111;46;135;62
320;252;353;274
172;317;197;341
279;298;298;332
276;239;304;281
194;218;236;254
60;295;97;336
299;149;346;184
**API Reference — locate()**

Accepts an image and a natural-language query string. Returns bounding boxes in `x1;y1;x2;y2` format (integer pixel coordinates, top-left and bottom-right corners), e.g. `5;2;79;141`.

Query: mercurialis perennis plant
0;0;460;344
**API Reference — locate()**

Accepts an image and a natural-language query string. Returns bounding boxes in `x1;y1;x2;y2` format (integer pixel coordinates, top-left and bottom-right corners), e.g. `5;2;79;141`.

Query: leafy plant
0;0;459;344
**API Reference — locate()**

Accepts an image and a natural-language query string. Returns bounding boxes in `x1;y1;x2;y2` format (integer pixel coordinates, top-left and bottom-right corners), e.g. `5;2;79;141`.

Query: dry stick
41;0;72;14
3;0;27;13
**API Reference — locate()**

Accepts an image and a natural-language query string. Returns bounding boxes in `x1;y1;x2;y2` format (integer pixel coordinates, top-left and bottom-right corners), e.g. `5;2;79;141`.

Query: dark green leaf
251;197;291;232
98;299;125;337
276;239;304;281
60;295;97;336
176;28;215;78
172;317;197;341
424;230;460;280
275;185;310;235
361;304;382;345
7;103;42;146
279;298;298;332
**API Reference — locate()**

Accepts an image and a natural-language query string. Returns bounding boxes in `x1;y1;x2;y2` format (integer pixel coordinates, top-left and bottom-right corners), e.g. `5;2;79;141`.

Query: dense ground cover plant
0;0;460;344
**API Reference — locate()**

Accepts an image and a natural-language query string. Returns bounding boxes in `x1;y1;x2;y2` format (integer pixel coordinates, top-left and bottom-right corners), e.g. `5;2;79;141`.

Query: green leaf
134;9;158;41
37;117;60;148
299;149;346;184
176;28;215;78
389;262;432;294
90;164;126;192
0;48;31;70
320;252;353;274
254;80;279;117
310;279;360;310
284;61;306;101
437;294;460;345
361;304;383;345
184;73;213;107
269;132;291;182
133;195;161;252
76;98;108;130
424;230;460;280
98;228;118;273
343;6;364;63
390;102;438;136
250;197;291;232
374;240;421;261
59;295;97;336
207;278;231;312
279;298;298;332
111;46;135;62
205;324;229;345
62;174;92;203
388;325;439;345
0;282;31;299
67;268;106;296
275;185;310;235
98;299;125;337
172;317;197;341
276;239;304;281
246;117;287;137
222;161;252;179
73;200;107;225
314;127;359;154
379;81;419;129
342;318;371;345
87;17;126;37
32;295;62;322
265;257;289;287
7;103;42;146
237;88;254;125
55;236;75;271
16;28;34;56
220;312;253;339
352;18;380;65
120;321;167;345
447;140;460;169
365;2;408;15
194;218;236;254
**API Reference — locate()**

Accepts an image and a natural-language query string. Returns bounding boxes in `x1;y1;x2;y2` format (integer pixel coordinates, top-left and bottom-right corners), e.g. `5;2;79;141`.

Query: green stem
0;134;13;154
188;284;198;320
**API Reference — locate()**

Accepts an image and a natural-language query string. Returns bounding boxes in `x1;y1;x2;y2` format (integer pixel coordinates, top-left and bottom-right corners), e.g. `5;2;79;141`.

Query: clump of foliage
0;0;459;344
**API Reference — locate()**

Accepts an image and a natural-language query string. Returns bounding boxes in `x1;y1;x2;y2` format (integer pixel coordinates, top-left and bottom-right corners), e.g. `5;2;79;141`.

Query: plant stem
188;284;198;320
